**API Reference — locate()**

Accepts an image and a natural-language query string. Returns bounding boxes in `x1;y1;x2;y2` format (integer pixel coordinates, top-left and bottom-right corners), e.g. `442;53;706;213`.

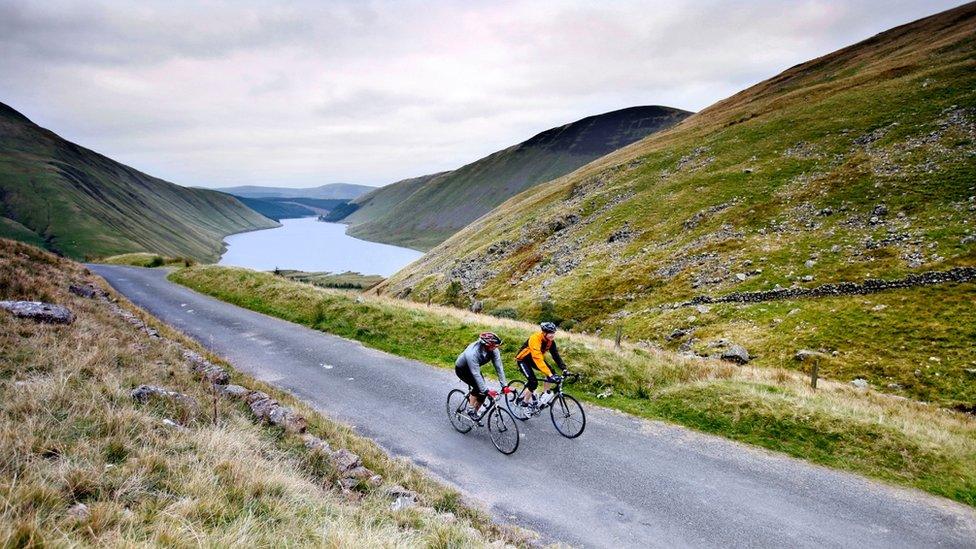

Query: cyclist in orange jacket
514;321;571;410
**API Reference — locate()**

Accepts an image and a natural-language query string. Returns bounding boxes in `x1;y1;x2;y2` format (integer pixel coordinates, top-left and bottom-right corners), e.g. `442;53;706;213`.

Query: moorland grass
171;265;976;507
0;239;528;547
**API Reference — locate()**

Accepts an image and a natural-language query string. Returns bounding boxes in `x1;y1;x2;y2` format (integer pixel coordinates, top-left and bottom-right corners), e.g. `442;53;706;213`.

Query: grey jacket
455;340;507;393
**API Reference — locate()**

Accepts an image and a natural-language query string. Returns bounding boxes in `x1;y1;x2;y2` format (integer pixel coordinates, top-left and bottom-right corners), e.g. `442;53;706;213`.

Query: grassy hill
0;102;278;261
334;107;691;250
379;4;976;410
214;183;373;200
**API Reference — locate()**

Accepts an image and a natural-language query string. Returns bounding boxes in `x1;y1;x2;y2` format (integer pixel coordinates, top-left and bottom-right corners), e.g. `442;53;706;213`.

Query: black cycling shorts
517;358;541;391
455;365;486;400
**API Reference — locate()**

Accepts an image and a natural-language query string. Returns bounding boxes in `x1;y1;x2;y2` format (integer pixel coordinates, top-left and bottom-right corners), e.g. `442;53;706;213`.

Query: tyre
505;380;531;421
487;406;520;454
447;389;473;434
550;393;585;438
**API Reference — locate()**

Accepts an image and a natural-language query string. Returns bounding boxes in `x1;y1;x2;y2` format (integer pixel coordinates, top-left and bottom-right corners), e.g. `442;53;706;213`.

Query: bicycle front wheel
550;393;586;438
505;380;531;421
447;389;473;434
487;406;520;454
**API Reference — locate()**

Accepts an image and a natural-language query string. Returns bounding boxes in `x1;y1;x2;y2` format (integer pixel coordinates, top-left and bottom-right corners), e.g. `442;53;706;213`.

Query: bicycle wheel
447;389;473;434
550;393;585;438
487;406;520;454
505;380;531;421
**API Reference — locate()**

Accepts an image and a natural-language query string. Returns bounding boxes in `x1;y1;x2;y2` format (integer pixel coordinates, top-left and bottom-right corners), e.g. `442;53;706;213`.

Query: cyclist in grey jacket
455;332;509;421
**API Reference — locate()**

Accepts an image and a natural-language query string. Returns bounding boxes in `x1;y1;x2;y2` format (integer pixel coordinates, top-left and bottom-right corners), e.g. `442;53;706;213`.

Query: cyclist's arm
549;340;568;373
490;348;507;386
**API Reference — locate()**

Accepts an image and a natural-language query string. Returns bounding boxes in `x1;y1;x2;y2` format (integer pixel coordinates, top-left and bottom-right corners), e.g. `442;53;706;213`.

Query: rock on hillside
332;106;692;250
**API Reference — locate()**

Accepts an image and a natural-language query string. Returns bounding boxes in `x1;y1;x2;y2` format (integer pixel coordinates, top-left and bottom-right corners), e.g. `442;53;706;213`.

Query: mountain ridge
0;101;278;261
333;105;692;250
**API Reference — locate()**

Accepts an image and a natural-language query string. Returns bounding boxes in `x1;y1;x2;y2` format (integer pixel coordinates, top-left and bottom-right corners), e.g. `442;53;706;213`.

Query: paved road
90;265;976;548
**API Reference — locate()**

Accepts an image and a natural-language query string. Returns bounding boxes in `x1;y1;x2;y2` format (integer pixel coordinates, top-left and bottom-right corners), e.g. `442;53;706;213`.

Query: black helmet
540;321;557;333
479;332;502;346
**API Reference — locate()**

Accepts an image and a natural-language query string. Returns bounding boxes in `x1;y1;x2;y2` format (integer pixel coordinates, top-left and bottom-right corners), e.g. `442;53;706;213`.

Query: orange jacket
515;331;566;377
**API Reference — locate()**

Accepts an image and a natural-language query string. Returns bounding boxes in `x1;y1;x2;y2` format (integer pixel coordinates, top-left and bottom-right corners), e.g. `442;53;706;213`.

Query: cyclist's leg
518;359;538;403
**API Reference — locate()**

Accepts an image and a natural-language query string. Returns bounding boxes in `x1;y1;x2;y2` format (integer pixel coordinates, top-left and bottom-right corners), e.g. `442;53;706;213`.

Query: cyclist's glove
545;375;563;383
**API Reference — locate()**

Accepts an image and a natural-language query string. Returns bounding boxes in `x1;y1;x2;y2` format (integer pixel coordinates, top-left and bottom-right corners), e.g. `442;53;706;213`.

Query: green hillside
379;4;976;410
335;106;691;250
0;102;278;261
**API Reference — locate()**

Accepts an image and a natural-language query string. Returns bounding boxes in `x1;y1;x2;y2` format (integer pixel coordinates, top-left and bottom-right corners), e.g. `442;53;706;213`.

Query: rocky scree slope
378;4;976;410
0;102;277;261
332;106;691;250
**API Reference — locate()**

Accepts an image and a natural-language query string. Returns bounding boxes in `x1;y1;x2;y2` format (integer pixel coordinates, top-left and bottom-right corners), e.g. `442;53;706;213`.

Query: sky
0;0;965;188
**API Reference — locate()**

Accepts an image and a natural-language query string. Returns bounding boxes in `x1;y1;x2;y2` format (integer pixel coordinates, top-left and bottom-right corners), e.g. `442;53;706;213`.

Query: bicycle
505;372;586;438
446;386;521;454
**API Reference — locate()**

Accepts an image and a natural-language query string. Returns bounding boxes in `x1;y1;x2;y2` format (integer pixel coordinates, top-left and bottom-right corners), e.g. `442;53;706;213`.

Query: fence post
810;358;819;390
615;326;623;349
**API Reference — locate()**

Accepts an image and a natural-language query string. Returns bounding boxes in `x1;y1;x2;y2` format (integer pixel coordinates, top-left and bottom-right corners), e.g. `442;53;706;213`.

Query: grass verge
171;264;976;507
99;252;194;268
0;239;529;547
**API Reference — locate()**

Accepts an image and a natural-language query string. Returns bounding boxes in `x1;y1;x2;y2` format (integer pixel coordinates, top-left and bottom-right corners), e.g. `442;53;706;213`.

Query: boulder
245;390;271;405
130;384;199;413
331;449;362;474
391;495;417;511
794;349;828;362
665;328;689;341
68;283;105;299
850;378;869;389
182;350;230;385
469;300;483;313
338;478;360;491
249;397;278;420
268;405;308;433
720;345;751;364
0;301;74;324
301;434;333;454
219;384;249;399
344;466;375;480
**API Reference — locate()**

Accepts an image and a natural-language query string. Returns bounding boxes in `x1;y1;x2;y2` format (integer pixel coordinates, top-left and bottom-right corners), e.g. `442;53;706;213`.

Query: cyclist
455;332;509;423
515;321;571;410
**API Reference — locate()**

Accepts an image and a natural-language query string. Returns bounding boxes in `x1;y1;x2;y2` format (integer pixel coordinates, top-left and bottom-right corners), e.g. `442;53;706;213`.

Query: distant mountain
214;183;373;200
0;102;278;261
330;106;692;250
232;196;350;221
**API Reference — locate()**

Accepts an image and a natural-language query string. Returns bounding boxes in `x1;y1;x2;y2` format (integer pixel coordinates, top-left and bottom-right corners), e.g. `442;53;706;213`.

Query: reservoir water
218;217;423;276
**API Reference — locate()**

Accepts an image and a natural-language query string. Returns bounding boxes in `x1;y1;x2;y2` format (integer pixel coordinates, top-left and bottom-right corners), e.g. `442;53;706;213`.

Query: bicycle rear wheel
487;406;520;454
447;389;473;434
505;380;531;421
550;393;585;438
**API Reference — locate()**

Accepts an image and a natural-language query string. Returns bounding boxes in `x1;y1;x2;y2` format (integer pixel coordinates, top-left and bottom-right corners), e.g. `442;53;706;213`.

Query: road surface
90;265;976;548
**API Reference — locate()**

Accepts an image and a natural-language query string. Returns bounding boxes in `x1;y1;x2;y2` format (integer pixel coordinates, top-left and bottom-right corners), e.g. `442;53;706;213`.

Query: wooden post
810;359;819;390
615;326;623;349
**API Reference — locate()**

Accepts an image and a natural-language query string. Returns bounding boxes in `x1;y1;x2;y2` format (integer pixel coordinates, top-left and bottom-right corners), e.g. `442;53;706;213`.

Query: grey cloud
0;0;964;187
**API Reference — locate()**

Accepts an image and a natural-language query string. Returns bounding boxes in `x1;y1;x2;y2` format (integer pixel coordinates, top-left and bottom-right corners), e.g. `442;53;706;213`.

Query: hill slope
335;106;691;250
214;183;373;200
0;102;278;261
379;4;976;409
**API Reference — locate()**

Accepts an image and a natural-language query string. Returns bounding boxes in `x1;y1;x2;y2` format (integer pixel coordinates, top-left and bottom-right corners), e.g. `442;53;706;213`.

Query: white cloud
0;0;964;187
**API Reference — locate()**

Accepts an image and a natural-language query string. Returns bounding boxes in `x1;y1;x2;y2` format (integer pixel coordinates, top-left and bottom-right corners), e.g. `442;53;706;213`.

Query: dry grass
0;239;529;547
